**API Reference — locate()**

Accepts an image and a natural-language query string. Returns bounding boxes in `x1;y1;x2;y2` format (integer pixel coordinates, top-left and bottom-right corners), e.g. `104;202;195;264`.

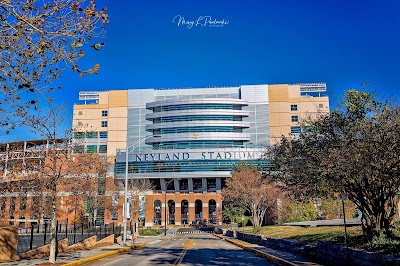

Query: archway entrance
154;200;161;225
168;200;175;224
181;200;189;225
195;200;202;223
209;199;217;224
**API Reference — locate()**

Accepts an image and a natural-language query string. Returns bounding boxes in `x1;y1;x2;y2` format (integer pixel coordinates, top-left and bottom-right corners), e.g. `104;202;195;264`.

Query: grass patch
138;229;162;236
253;225;363;245
237;225;400;257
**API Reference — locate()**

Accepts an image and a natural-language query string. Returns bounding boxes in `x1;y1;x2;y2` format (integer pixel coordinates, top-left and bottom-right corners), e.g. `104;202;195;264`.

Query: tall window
291;115;299;122
101;121;108;127
20;195;27;210
102;110;108;117
290;104;298;111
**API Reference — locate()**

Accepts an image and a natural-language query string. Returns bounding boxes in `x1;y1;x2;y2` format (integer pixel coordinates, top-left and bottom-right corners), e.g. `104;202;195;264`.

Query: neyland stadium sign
130;150;264;162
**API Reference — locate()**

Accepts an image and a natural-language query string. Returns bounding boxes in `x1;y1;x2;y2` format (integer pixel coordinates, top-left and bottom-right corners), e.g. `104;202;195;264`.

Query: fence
17;219;122;255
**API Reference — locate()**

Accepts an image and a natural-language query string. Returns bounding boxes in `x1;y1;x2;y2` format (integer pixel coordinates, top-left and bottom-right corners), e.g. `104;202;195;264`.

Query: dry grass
251;225;363;245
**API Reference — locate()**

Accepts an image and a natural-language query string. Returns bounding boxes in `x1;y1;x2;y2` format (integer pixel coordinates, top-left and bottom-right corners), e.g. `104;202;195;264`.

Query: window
99;145;107;153
291;116;299;122
319;103;324;108
102;110;108;117
73;146;84;154
74;132;85;139
86;132;97;139
291;104;298;111
101;121;108;127
291;126;301;134
86;145;98;154
99;132;108;138
78;111;82;115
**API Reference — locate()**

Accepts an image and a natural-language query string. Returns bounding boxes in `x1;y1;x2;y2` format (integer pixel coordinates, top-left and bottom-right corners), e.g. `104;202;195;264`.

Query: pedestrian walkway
215;234;323;266
1;237;156;266
283;218;361;227
173;230;213;234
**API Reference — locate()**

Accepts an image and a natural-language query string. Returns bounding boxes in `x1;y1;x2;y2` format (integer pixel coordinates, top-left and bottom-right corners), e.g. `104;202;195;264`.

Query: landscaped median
213;233;298;266
63;243;146;266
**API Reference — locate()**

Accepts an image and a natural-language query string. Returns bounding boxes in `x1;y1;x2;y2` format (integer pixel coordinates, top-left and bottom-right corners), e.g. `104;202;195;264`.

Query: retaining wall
0;226;18;262
236;232;400;266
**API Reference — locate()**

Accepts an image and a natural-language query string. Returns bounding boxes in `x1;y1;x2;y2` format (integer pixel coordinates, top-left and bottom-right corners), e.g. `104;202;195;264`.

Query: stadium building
72;83;329;226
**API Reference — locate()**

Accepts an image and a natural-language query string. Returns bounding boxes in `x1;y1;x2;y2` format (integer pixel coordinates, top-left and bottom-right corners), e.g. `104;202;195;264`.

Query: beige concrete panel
109;91;128;108
278;102;290;112
268;84;289;102
108;118;127;131
288;85;301;98
74;104;109;110
269;125;291;145
107;141;126;156
99;92;109;104
109;107;127;118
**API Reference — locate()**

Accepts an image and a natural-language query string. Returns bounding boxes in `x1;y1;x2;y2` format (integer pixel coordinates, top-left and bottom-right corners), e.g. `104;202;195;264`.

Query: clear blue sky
3;0;400;141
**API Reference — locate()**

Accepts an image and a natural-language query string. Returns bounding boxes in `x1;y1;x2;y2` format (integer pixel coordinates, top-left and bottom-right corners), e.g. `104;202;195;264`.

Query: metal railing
17;220;121;257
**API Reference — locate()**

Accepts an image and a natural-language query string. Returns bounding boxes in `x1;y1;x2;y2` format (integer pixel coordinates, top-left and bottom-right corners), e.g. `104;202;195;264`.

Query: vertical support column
160;179;166;193
175;202;181;226
145;197;154;226
202;178;207;194
216;177;222;193
174;179;180;194
188;201;195;224
203;201;209;222
216;202;222;225
162;193;167;226
188;178;193;194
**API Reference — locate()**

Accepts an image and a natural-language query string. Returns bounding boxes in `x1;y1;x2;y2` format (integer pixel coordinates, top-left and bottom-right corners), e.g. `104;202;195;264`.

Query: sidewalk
2;237;157;266
214;234;323;266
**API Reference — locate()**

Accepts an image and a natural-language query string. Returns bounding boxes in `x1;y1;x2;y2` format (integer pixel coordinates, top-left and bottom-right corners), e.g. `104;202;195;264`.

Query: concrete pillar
174;179;180;194
188;202;195;223
217;203;222;225
160;179;166;193
216;177;222;193
161;196;167;226
203;202;209;222
188;178;193;194
202;178;207;194
175;202;181;225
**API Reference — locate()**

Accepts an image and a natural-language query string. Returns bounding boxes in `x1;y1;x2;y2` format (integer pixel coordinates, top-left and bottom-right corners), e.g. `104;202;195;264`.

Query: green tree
271;88;400;238
0;0;109;132
222;199;244;224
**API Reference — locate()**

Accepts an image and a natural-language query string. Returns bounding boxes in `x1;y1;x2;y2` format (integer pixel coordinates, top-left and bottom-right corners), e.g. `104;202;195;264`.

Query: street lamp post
122;135;159;245
164;179;174;236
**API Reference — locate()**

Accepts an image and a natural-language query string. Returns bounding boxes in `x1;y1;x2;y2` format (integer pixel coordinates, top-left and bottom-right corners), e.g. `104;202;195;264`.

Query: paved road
87;234;278;266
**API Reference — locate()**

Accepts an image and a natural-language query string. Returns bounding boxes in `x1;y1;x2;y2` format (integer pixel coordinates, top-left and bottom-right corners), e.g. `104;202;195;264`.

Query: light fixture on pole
164;179;174;236
122;135;160;245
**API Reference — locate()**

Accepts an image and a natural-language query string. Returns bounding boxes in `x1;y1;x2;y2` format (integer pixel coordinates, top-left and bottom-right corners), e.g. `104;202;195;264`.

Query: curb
63;243;146;266
213;234;298;266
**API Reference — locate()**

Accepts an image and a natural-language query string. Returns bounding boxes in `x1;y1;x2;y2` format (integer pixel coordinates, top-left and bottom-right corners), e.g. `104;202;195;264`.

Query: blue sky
3;0;400;141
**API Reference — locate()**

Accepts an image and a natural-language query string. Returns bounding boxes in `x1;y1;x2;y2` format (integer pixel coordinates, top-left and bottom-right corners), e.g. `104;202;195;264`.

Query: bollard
30;224;34;250
44;223;47;245
65;218;68;240
73;222;76;244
